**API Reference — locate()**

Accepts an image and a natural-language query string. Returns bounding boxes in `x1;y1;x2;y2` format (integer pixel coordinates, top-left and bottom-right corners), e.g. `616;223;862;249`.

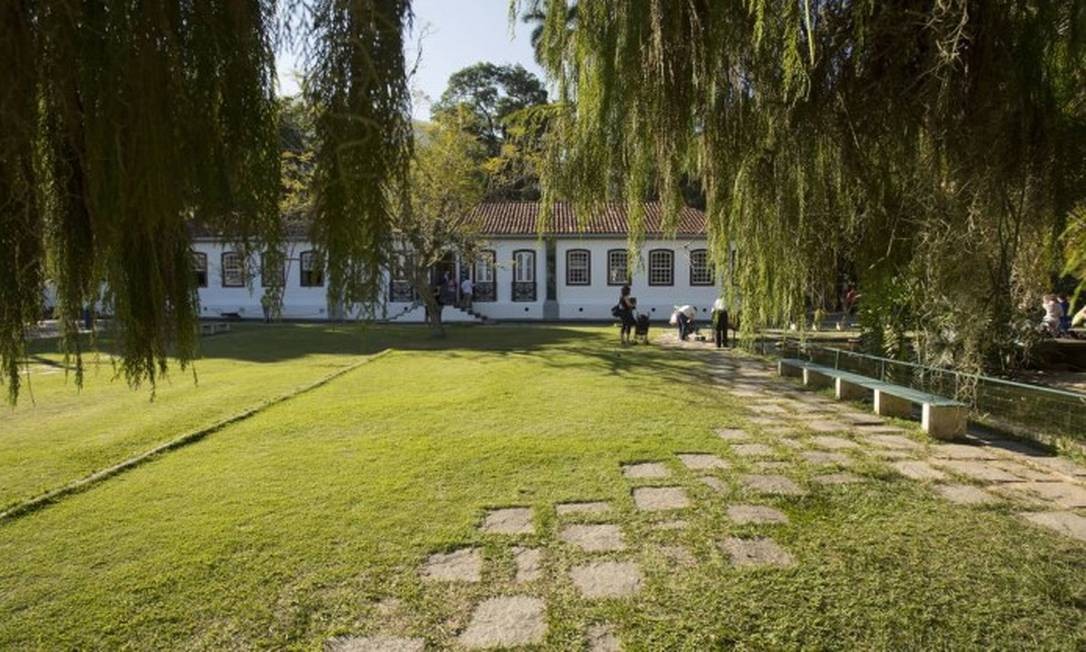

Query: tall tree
392;110;487;336
432;62;548;158
0;1;414;402
527;0;1086;373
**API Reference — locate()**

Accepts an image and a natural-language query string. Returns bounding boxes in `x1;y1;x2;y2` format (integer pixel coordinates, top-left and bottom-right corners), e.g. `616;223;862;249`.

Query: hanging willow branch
524;0;1086;371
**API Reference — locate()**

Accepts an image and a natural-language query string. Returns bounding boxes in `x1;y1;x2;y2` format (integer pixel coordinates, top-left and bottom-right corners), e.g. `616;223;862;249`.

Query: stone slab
481;507;534;535
866;434;922;450
813;472;864;485
1019;511;1086;542
570;561;644;599
719;537;795;567
458;596;547;649
513;546;542;583
716;427;750;441
326;636;424;652
741;474;807;496
800;451;851;466
933;460;1022;483
556;501;612;516
422;548;482;583
632;486;690;511
677;453;730;470
808;420;850;433
732;443;775;458
933;483;997;505
1002;481;1086;509
699;476;726;492
622;462;671;479
560;524;626;552
930;444;1001;460
588;624;622;652
891;460;947;481
810;435;860;450
727;504;788;524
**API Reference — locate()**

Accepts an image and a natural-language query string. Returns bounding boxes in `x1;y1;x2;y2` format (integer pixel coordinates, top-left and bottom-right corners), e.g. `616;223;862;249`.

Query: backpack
611;304;623;318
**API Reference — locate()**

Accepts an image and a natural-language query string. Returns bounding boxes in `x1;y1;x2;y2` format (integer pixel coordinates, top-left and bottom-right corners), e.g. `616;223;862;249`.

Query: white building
191;202;725;323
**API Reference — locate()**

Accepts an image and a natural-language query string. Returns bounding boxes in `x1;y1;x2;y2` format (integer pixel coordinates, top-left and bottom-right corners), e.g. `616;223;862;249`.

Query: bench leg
874;390;912;419
803;368;834;389
922;404;967;440
778;361;804;379
836;378;867;401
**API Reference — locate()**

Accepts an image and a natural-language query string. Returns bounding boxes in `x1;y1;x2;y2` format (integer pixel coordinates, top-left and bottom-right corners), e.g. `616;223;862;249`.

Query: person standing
617;285;637;345
460;276;474;310
711;297;729;348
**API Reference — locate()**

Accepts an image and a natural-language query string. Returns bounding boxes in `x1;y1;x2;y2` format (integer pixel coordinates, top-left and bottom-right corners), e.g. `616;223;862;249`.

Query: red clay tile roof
473;201;707;236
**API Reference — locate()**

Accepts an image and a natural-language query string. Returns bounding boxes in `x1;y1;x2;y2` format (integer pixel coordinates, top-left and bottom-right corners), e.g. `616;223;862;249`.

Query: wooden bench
198;322;232;336
778;358;967;439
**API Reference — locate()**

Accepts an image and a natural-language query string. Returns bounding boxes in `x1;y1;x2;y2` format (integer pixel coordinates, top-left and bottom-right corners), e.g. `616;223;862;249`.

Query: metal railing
760;339;1086;446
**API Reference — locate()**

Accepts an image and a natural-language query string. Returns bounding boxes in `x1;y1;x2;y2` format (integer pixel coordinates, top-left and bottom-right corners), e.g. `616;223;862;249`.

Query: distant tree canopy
524;0;1086;372
432;62;548;158
0;0;412;402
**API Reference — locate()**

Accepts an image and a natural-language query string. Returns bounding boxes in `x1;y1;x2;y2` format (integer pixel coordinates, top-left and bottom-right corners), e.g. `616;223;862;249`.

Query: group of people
614;285;731;348
433;271;475;311
1042;293;1084;338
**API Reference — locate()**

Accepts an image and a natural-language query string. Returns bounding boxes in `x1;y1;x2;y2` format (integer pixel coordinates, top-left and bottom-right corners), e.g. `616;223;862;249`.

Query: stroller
634;314;651;344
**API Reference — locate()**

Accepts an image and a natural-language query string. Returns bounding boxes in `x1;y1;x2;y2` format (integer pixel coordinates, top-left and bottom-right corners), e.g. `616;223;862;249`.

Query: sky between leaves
276;0;547;119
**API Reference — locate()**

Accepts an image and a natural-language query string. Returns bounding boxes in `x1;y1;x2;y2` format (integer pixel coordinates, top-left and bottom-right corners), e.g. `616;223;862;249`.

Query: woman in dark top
618;285;637;345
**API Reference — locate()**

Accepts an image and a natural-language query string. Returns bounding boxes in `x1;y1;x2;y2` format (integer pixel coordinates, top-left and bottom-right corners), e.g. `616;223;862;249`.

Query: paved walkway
327;345;1086;651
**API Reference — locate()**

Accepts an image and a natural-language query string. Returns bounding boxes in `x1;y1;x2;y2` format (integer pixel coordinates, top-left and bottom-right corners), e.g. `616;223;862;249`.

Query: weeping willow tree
523;0;1086;373
0;0;413;403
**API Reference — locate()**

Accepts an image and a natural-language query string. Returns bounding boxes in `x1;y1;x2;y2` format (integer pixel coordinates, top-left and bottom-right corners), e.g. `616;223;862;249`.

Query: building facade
192;202;726;323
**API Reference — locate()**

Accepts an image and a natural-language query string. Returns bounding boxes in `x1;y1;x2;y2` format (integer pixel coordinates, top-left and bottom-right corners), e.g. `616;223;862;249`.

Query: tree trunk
410;268;445;338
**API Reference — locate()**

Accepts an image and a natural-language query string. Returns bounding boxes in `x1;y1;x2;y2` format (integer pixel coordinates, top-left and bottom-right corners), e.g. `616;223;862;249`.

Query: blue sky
276;0;548;120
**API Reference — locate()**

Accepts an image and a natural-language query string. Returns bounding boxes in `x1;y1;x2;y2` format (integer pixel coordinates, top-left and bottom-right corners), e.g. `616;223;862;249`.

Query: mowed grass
0;325;1083;649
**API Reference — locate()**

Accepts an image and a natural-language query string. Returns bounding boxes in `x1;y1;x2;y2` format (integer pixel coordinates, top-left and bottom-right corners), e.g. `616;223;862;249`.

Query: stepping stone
891;460;947;481
866;434;922;450
763;426;800;437
811;435;859;450
1027;456;1086;478
732;443;775;458
808;420;850;433
985;460;1058;482
513;546;542;583
678;453;730;470
777;438;806;449
1019;511;1086;543
651;519;688;531
932;460;1022;483
560;524;626;552
933;484;998;505
741;474;807;496
699;476;726;492
481;507;534;535
623;462;671;479
719;537;795;567
716;427;750;441
587;624;622;652
813;472;864;485
458;596;547;649
422;548;482;583
753;404;788;415
871;449;915;460
753;461;792;472
1001;481;1086;509
326;636;424;652
747;416;780;426
839;413;884;426
727;504;788;524
801;451;851;466
930;444;1001;460
570;560;643;599
855;424;909;435
632;486;690;511
556;501;611;516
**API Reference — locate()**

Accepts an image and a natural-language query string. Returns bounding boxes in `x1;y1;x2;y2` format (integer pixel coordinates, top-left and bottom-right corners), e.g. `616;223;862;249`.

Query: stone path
330;347;1085;649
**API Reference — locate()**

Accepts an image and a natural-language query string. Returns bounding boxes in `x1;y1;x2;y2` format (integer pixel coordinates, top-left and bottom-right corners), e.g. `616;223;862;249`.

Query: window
192;252;208;288
474;250;496;283
689;249;714;286
607;249;629;286
566;249;590;286
221;252;244;287
261;251;285;288
512;249;536;302
389;251;415;302
300;250;324;287
648;249;673;286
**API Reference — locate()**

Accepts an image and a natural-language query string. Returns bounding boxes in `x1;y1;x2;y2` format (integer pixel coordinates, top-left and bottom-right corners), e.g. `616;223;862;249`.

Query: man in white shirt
460;277;474;310
670;304;697;340
711;297;729;348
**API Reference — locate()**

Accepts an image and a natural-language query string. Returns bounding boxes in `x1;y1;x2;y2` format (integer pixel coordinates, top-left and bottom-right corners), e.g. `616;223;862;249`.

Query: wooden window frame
606;249;629;286
689;248;714;286
647;249;674;287
192;252;208;289
299;250;324;288
221;252;245;288
565;249;591;286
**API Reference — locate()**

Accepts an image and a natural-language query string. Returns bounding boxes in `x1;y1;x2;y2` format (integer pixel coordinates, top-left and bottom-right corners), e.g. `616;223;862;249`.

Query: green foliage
523;0;1086;371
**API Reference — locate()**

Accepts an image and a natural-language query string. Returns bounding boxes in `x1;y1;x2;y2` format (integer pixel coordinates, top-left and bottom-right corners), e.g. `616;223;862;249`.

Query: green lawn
0;325;1083;649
